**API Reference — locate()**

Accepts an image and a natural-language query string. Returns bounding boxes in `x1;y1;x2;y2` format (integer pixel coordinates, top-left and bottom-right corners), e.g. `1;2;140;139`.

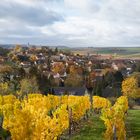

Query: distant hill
0;44;70;50
0;44;15;49
48;45;70;49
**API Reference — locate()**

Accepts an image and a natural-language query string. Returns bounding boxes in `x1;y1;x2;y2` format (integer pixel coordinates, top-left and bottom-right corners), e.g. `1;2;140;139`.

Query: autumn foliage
122;76;140;98
0;94;90;140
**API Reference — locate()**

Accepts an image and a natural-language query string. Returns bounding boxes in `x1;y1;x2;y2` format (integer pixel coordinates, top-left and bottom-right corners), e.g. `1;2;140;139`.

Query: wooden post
89;88;93;116
69;107;72;136
0;115;3;129
113;125;117;140
84;110;88;120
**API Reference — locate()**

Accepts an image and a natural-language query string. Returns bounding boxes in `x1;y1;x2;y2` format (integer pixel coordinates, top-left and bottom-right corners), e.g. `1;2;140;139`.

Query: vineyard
0;94;129;140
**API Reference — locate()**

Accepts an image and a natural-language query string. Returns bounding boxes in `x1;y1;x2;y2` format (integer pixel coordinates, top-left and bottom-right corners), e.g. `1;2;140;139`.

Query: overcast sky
0;0;140;47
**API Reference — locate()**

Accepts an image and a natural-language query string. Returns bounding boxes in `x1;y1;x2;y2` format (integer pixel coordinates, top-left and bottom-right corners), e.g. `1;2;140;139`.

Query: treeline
0;47;10;56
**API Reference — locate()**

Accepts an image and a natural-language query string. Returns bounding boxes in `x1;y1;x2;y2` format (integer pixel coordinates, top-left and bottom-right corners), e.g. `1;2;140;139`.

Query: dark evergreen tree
114;71;123;85
54;47;58;54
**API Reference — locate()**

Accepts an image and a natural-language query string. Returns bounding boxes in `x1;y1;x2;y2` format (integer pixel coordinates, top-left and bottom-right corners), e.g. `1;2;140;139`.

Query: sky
0;0;140;47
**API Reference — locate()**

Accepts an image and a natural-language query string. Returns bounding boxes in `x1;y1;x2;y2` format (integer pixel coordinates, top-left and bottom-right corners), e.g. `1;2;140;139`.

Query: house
94;69;104;77
51;87;86;96
20;62;31;68
112;62;119;70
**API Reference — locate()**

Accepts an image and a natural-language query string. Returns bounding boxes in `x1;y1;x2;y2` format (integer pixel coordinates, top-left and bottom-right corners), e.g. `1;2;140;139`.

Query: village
0;45;140;98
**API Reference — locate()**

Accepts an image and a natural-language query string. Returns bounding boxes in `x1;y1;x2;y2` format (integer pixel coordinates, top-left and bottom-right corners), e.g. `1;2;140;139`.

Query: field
72;47;140;59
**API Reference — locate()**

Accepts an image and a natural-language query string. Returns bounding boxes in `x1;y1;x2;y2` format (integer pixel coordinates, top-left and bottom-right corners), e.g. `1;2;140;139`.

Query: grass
126;109;140;140
64;109;140;140
70;114;105;140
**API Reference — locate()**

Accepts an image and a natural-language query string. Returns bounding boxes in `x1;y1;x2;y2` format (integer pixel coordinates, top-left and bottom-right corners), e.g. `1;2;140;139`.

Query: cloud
0;1;63;26
0;0;140;47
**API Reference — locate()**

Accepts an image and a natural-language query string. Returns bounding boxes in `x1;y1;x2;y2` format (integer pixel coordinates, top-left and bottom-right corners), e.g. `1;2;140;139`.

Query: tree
131;72;140;86
52;63;65;74
29;55;38;63
14;44;22;53
0;66;26;94
114;71;123;84
0;82;10;95
65;74;83;87
104;71;115;87
69;65;83;75
134;63;140;72
94;82;102;96
9;79;20;94
37;74;52;93
0;65;13;82
17;67;26;78
28;66;38;77
122;76;140;99
47;55;51;71
19;77;39;97
54;47;58;54
11;54;19;62
0;47;10;56
85;72;96;91
93;62;102;69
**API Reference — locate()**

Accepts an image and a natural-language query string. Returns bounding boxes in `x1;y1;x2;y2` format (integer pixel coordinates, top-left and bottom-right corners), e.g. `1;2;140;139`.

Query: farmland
72;47;140;59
